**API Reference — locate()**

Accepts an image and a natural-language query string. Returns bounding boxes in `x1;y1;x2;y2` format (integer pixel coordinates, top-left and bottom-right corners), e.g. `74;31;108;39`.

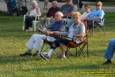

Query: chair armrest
74;34;87;42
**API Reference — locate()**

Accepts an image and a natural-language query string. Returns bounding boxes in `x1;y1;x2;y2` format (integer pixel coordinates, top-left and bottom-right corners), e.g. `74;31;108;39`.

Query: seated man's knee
32;34;39;37
109;39;115;46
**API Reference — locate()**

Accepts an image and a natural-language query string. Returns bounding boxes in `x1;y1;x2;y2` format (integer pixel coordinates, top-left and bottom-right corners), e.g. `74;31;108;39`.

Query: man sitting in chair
41;12;86;60
46;1;60;18
86;1;105;30
20;11;66;56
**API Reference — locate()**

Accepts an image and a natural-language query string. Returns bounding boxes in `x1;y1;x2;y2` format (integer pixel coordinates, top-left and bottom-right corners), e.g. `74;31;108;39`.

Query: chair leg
65;48;69;56
79;47;86;57
40;42;45;52
32;21;38;32
86;42;89;57
76;48;78;56
92;21;95;36
78;43;88;57
40;42;49;53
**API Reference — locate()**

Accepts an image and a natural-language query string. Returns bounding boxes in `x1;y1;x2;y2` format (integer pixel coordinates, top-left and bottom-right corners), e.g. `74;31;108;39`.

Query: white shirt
29;9;38;16
68;23;85;39
81;12;90;20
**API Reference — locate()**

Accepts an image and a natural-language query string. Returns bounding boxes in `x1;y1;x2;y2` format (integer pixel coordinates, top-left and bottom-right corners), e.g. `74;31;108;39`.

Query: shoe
33;53;37;56
40;53;50;61
33;51;39;56
20;52;32;56
103;60;112;65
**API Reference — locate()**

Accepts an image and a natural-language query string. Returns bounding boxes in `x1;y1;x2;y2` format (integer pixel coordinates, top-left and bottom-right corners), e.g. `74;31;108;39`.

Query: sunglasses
96;4;100;6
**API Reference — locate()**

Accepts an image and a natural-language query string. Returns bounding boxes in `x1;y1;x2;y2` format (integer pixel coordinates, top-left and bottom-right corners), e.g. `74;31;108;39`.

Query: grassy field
0;13;115;77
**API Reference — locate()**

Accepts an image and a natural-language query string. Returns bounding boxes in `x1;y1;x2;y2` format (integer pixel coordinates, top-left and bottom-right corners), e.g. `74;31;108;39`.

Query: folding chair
32;15;41;31
65;21;89;57
92;18;105;35
38;18;71;54
22;15;41;31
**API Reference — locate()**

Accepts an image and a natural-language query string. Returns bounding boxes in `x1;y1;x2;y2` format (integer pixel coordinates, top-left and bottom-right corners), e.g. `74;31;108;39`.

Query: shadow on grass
89;49;105;57
31;64;110;72
0;55;41;64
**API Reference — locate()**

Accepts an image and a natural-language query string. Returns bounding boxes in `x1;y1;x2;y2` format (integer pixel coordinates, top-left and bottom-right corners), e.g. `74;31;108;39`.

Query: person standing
44;0;49;11
73;0;83;10
5;0;17;15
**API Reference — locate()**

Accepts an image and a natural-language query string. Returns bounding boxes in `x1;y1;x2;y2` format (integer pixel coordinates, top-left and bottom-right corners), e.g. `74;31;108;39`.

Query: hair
66;0;73;4
55;11;64;17
32;0;38;6
96;1;103;6
52;1;58;4
84;4;91;8
72;12;81;18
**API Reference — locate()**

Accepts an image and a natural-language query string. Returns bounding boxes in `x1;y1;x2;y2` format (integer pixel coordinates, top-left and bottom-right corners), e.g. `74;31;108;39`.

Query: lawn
0;13;115;77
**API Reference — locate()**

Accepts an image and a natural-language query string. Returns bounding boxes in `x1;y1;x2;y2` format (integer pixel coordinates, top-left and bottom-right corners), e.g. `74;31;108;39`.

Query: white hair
55;11;64;17
97;1;103;6
32;0;38;5
52;1;58;4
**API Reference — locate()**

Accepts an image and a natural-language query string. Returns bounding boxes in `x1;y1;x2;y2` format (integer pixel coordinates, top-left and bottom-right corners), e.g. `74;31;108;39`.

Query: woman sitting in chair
86;1;105;29
24;0;41;31
42;12;86;60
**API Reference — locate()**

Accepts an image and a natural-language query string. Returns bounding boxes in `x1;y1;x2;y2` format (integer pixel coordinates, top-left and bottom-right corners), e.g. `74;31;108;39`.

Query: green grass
0;13;115;77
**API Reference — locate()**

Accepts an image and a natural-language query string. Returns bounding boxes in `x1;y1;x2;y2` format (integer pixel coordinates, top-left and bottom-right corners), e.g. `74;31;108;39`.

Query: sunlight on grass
0;13;115;77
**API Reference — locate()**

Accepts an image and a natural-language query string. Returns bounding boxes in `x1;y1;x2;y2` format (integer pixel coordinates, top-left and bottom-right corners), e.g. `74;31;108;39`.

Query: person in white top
81;4;91;20
86;1;105;29
24;0;41;31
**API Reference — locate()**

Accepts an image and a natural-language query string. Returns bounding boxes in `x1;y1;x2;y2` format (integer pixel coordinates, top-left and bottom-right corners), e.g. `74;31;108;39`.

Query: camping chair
65;21;89;57
38;18;70;54
91;18;105;36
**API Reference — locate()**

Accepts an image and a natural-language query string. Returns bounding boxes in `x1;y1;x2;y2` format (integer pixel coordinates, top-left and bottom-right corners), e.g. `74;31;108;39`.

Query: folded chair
66;34;88;57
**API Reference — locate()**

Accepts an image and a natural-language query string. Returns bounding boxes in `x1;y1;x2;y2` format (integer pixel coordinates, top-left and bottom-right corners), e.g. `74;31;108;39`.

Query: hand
53;31;60;35
46;31;54;35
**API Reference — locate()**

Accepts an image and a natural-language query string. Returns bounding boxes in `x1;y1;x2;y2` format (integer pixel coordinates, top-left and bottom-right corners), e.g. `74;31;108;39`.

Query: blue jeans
105;39;115;60
50;38;72;49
